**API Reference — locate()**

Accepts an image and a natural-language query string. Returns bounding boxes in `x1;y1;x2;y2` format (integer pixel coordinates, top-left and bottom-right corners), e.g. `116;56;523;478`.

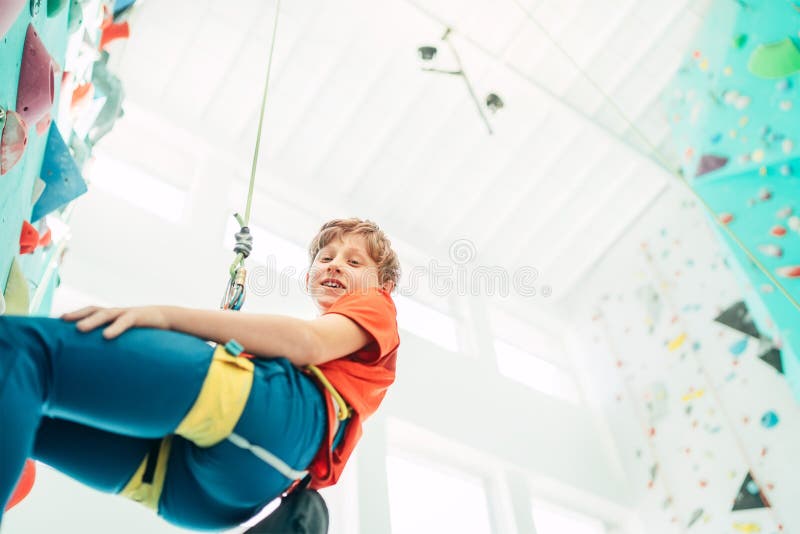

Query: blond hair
308;218;401;289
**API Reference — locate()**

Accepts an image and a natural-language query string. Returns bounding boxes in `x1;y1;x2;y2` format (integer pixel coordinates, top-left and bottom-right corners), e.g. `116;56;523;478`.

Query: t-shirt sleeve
323;288;399;363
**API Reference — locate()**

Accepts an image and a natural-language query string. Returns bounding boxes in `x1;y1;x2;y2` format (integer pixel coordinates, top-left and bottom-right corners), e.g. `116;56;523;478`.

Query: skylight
494;339;581;404
393;294;459;352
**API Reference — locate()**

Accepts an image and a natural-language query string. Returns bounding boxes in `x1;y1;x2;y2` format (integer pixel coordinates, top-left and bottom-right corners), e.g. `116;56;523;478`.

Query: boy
0;218;401;531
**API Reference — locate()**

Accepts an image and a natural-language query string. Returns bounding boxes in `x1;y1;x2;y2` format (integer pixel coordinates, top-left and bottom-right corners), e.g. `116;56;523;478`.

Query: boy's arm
64;304;372;366
161;306;371;367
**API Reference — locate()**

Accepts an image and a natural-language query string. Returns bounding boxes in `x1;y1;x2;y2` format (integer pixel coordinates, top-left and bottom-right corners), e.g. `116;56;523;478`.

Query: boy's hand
62;306;171;339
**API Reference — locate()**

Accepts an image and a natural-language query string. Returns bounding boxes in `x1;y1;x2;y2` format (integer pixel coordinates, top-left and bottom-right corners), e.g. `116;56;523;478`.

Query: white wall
560;182;800;534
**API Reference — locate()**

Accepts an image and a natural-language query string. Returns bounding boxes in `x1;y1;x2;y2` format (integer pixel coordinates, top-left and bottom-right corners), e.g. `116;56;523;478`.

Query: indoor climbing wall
665;0;800;401
563;184;800;534
1;0;130;514
0;0;130;317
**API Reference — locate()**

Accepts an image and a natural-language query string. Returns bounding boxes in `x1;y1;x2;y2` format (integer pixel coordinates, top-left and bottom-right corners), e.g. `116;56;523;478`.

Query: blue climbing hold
761;410;779;428
729;337;748;356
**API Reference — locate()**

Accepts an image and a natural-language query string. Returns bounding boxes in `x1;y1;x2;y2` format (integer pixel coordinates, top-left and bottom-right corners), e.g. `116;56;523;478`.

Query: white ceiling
86;0;714;317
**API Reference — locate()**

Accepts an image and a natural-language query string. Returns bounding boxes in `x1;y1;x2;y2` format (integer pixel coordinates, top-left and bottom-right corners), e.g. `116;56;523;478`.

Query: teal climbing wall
1;3;70;314
666;0;800;400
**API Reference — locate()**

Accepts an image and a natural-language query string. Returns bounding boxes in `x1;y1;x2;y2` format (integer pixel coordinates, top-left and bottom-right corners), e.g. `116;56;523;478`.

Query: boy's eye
349;260;360;265
321;257;332;261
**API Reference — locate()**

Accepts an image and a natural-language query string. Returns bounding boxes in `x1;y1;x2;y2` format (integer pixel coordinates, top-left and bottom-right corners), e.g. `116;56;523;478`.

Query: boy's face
306;234;391;312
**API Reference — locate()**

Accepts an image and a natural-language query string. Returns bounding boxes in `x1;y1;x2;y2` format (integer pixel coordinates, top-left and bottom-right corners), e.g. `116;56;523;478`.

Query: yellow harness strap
175;345;255;447
305;365;350;421
119;436;173;511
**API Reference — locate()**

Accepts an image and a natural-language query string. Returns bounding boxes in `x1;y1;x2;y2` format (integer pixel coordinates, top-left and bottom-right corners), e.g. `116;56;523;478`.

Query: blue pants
0;316;326;531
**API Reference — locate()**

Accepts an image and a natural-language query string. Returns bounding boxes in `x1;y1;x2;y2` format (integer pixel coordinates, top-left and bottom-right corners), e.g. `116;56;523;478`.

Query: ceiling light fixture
417;28;503;134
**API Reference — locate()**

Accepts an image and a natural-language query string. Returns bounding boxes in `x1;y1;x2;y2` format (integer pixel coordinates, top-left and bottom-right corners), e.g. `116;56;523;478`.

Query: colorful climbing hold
757;187;771;200
776;265;800;278
17;24;57;126
782;139;794;153
751;148;765;162
757;244;783;257
719;213;734;224
696;154;729;176
682;389;705;402
770;225;787;237
729;337;748;356
732;523;761;534
760;410;779;428
0;108;28;175
776;207;792;218
748;37;800;78
667;333;687;351
735;95;751;109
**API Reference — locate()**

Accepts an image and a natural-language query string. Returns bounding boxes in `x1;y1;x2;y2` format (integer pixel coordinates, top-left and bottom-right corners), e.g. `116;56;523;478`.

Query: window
393;294;459;352
387;454;493;534
494;339;581;403
87;152;187;223
531;499;606;534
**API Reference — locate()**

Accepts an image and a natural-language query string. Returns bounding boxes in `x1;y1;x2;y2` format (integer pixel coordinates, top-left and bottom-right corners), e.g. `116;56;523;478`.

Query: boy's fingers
103;313;134;339
61;306;100;321
76;308;118;332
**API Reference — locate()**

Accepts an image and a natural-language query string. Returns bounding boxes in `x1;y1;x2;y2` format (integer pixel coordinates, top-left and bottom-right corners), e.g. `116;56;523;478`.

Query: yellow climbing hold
739;116;750;127
732;522;760;533
681;389;706;402
723;66;733;76
668;333;687;351
3;258;30;315
752;148;765;162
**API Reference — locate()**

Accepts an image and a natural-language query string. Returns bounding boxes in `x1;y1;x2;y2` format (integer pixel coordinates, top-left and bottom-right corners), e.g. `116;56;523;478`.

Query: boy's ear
305;272;310;291
382;280;395;293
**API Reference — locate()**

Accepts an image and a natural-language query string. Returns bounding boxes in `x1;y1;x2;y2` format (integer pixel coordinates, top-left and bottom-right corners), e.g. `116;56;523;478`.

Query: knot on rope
223;213;252;311
234;226;253;258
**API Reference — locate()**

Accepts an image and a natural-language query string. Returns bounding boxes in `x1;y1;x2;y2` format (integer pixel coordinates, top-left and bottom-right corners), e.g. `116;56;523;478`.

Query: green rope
229;0;282;278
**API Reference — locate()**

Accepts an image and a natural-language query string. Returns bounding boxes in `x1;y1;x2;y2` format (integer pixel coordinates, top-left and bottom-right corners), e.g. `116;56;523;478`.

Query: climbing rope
222;0;282;311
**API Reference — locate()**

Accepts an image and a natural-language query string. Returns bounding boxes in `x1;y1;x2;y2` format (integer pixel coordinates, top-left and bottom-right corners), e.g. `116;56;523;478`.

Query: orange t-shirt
306;287;400;489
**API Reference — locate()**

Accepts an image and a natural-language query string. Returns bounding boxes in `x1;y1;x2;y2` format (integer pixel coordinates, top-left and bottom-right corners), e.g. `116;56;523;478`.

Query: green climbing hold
47;0;67;17
733;34;747;49
748;38;800;78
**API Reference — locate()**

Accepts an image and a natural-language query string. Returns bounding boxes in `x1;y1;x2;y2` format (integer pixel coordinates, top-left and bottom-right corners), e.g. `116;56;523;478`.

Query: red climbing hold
776;266;800;279
770;225;787;237
19;220;39;254
719;213;734;224
5;460;36;511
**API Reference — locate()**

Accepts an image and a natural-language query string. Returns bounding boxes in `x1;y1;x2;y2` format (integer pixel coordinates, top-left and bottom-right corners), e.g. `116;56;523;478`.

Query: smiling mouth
320;279;346;289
